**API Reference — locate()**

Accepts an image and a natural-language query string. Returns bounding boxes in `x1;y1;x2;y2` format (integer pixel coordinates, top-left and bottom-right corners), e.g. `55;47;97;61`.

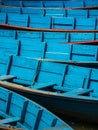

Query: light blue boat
0;87;73;130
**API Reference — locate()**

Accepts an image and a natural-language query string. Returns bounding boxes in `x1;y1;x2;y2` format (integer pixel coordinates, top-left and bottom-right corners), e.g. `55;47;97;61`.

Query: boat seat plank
22;8;44;16
23;1;43;7
31;82;56;90
52;17;74;29
85;0;98;7
75;18;96;30
0;111;10;119
0;54;12;76
8;14;28;27
64;1;84;8
4;1;23;7
68;33;95;42
0;13;6;24
44;32;69;45
53;86;68;92
7;56;39;86
0;117;20;124
0;29;16;40
71;44;98;61
0;75;16;81
17;31;42;42
19;41;46;58
0;39;20;56
43;1;63;8
0;7;21;14
29;16;51;29
45;9;65;17
32;61;67;89
45;43;71;60
89;10;98;18
67;10;88;18
96;19;98;30
65;88;93;96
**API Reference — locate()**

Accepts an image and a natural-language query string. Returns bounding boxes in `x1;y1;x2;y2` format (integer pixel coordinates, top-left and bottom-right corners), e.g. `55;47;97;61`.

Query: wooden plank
8;14;28;27
0;24;98;33
4;6;97;10
61;40;98;45
0;126;23;130
65;88;93;96
0;80;55;95
34;61;67;87
0;13;6;24
0;75;16;81
0;117;20;124
33;109;43;130
33;82;56;90
36;58;98;68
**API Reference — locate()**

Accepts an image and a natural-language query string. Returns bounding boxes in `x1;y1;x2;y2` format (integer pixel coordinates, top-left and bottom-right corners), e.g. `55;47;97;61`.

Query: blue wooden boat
1;0;98;8
0;29;98;61
0;5;98;30
0;86;73;130
0;6;98;18
0;54;98;122
0;28;98;44
0;0;98;124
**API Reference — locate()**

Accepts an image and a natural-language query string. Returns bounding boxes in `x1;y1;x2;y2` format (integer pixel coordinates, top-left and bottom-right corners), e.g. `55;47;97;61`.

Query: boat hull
15;90;98;123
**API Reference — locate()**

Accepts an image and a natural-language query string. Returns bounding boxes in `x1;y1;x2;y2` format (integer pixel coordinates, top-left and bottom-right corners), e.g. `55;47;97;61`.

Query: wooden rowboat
0;87;73;130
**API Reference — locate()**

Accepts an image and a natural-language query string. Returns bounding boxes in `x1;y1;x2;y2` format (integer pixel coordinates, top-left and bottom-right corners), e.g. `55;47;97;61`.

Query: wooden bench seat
31;82;56;90
0;117;20;124
0;75;16;81
65;88;93;96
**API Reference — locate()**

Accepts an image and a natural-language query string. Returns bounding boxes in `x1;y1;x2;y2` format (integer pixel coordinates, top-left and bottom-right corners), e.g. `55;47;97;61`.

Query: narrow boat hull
15;90;98;123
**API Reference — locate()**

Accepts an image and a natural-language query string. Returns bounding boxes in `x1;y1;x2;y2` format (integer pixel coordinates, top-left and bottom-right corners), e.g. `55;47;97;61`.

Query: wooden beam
0;126;23;130
0;75;16;81
0;81;54;95
0;24;98;33
60;40;98;45
0;117;20;124
0;5;98;10
44;6;98;10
